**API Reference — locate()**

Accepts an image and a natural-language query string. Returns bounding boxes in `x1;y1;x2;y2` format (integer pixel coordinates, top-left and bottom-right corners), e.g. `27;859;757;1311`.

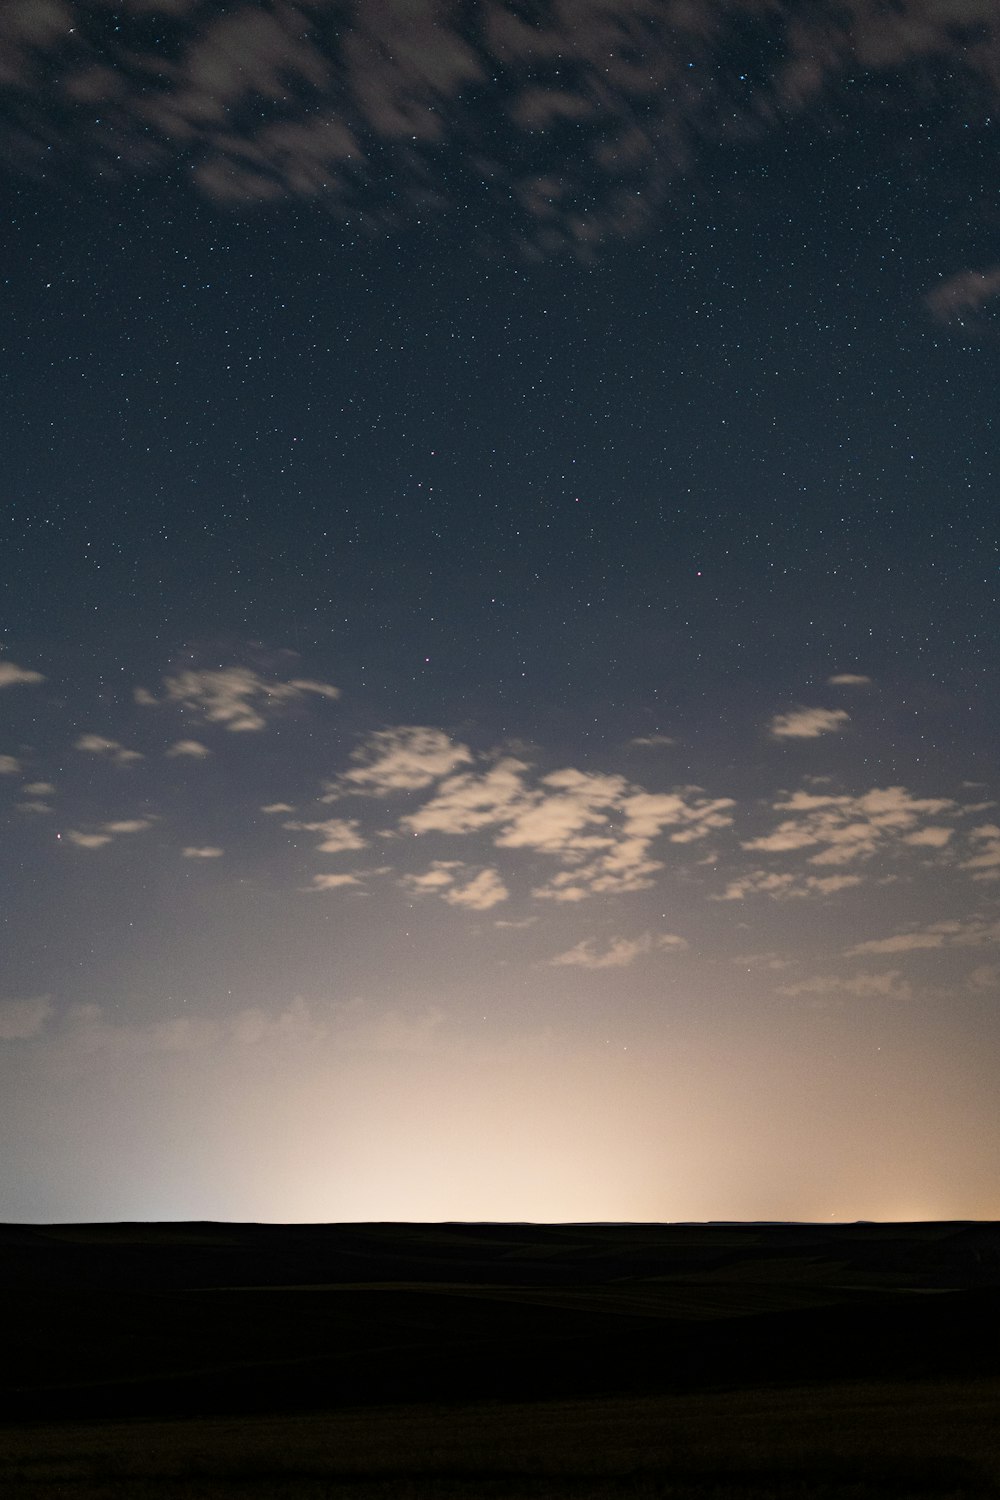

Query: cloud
778;970;912;1001
403;756;733;903
741;786;960;868
926;267;1000;326
0;996;53;1041
629;734;677;748
182;846;223;858
66;818;154;850
304;872;363;892
17;801;53;815
332;726;471;796
261;802;295;814
283;815;367;853
848;914;1000;956
148;667;339;732
403;861;509;911
165;739;211;758
550;932;687;970
961;823;1000;880
0;661;44;689
0;755;20;775
827;674;872;687
715;867;864;901
67;831;113;849
768;707;850;740
74;733;143;765
23;782;55;795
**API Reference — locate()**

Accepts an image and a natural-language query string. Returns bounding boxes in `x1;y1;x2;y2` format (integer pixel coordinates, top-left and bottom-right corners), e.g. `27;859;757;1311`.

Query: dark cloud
4;1;999;257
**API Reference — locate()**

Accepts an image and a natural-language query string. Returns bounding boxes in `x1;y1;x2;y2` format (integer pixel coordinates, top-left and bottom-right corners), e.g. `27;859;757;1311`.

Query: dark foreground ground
1;1219;998;1497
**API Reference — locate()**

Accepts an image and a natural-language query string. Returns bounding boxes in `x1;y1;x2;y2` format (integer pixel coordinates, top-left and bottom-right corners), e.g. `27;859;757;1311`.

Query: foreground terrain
1;1219;998;1497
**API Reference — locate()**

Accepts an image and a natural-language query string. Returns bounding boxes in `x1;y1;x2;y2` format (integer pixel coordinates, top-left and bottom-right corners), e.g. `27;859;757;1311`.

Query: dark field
2;1219;999;1497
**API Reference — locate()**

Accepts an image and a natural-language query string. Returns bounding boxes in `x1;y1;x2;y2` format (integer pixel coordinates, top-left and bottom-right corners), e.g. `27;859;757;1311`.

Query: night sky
2;0;999;1224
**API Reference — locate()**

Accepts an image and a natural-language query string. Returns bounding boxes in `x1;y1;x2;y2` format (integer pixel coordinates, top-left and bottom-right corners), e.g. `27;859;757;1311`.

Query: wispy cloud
0;661;44;689
550;932;688;970
0;755;20;775
779;970;912;1000
330;726;471;797
67;818;154;850
165;739;211;759
182;846;223;859
849;915;1000;957
742;787;959;868
74;733;143;766
926;267;1000;326
282;816;367;853
303;872;364;892
827;673;872;687
768;707;850;740
144;667;339;732
0;996;52;1041
402;861;509;911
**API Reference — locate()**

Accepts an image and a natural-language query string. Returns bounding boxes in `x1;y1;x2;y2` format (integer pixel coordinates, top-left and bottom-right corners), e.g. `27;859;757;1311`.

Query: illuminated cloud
404;756;733;903
261;802;295;814
0;661;44;688
67;818;154;849
165;739;211;758
282;816;367;853
849;915;1000;956
304;872;363;892
0;755;20;775
827;673;872;687
629;734;677;747
403;861;509;910
768;707;850;740
182;846;223;859
150;667;339;732
74;733;143;765
333;725;471;796
714;870;862;901
0;996;52;1041
742;787;959;867
778;970;912;1000
550;932;687;970
23;782;55;795
961;824;1000;880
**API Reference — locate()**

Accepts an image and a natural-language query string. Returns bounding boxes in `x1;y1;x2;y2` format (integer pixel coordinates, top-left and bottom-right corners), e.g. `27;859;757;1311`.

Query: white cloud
768;707;850;740
961;824;1000;880
0;996;52;1040
827;673;872;687
849;914;1000;956
74;733;143;765
23;782;55;795
0;661;44;689
283;816;367;853
779;970;912;1000
742;787;959;868
926;266;1000;325
17;800;53;814
261;802;295;814
550;932;687;970
165;739;211;758
402;861;509;911
151;667;339;732
182;846;224;859
629;733;676;747
403;755;733;904
904;827;953;848
0;755;20;775
66;818;153;849
67;830;113;849
304;873;363;892
333;726;471;796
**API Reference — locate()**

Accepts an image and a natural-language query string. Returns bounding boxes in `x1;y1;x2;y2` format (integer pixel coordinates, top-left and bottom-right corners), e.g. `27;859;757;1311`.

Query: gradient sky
2;0;1000;1225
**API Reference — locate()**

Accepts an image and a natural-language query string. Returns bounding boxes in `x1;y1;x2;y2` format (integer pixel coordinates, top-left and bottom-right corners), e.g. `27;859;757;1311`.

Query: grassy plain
1;1220;998;1497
